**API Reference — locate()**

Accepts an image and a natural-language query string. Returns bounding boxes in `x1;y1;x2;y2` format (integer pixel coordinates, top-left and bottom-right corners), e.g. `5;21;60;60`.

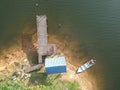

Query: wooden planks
24;64;43;73
36;15;48;63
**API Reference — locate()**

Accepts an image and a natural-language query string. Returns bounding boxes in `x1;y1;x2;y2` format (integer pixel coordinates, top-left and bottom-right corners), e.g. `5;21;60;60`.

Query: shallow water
0;0;120;90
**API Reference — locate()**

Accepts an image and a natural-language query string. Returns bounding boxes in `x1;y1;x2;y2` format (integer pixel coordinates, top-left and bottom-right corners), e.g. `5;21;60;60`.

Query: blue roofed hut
45;56;67;74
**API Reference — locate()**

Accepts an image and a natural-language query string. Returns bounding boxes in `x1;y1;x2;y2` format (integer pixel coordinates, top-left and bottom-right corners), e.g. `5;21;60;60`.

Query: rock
34;80;38;84
14;62;20;67
13;71;19;77
4;54;13;59
12;75;17;80
0;66;6;71
35;3;39;6
24;59;27;62
64;87;68;90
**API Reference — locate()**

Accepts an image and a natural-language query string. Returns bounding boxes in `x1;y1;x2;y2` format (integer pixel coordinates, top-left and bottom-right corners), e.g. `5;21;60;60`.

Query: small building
45;56;67;74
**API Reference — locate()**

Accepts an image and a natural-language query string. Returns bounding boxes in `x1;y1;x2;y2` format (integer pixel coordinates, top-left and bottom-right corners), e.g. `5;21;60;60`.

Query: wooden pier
24;15;58;73
36;15;48;63
24;64;43;73
36;15;58;63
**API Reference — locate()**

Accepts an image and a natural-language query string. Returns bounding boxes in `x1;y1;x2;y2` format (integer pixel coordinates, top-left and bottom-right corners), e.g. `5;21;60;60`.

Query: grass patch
29;71;80;90
0;71;81;90
64;81;80;90
0;80;29;90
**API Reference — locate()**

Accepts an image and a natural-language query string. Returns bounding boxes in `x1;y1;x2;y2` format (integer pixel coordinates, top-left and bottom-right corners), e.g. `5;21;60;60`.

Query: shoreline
0;33;99;90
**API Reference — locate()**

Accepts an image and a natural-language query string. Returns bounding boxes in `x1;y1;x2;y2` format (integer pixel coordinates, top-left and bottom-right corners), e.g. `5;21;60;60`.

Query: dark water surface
1;0;120;90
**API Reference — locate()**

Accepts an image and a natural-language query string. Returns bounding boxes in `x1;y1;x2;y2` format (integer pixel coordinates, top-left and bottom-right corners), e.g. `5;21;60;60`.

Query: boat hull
76;59;96;73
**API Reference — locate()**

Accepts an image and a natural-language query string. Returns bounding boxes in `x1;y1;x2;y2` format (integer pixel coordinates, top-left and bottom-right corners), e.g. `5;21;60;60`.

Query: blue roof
46;66;66;74
45;56;67;74
45;56;66;68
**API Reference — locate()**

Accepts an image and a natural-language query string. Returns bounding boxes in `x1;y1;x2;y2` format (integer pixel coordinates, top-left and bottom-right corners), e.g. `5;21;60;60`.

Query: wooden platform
24;15;58;73
47;44;58;55
36;15;58;63
36;15;48;63
24;64;43;73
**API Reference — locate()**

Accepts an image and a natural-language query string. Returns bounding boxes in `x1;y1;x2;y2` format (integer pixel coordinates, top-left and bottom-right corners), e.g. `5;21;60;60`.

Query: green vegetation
0;71;81;90
64;81;79;90
0;80;29;90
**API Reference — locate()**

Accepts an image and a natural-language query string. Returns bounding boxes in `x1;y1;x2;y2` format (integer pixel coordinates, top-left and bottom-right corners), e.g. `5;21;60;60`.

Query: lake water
0;0;120;90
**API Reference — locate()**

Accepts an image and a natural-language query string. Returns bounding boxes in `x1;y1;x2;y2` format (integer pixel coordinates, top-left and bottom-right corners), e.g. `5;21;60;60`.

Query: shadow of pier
22;33;38;65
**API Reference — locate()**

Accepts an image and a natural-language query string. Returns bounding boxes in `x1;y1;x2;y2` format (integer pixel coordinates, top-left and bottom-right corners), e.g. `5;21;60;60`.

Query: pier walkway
24;15;57;73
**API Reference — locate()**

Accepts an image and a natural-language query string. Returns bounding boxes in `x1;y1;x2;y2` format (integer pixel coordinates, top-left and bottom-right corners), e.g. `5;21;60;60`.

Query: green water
1;0;120;90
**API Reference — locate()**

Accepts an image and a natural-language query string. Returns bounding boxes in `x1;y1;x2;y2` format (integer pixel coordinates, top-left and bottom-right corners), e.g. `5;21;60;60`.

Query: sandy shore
0;33;99;90
60;60;98;90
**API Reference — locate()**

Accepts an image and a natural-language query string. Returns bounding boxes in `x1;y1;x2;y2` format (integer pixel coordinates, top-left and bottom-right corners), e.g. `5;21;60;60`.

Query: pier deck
36;15;58;63
24;15;58;73
36;15;48;63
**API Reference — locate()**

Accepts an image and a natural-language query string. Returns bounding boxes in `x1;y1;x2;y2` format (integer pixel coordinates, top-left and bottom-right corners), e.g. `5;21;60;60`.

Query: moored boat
76;59;96;73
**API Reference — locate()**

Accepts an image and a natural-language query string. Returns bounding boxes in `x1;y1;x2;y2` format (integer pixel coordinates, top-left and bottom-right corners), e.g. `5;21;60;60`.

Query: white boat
76;59;96;73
